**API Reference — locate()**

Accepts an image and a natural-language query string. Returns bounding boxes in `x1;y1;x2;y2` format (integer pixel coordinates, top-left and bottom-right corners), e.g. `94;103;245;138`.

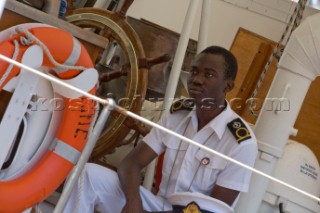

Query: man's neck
196;102;226;131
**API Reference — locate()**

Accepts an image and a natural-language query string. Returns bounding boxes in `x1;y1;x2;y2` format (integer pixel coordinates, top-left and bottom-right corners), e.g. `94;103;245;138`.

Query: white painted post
197;0;211;54
0;0;6;18
162;0;200;112
142;0;200;191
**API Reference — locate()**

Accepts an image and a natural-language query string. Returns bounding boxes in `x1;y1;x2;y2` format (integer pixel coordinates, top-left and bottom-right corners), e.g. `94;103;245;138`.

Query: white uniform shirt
143;102;258;199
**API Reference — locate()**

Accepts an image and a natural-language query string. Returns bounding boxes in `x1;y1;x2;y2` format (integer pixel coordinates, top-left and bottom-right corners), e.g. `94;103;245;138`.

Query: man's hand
118;142;159;213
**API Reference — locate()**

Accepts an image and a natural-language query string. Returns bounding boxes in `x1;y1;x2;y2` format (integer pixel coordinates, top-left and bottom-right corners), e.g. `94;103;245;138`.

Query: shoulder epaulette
170;98;194;113
227;118;251;143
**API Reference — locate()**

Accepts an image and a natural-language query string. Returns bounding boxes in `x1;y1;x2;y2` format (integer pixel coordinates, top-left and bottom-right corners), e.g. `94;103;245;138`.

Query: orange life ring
0;24;97;212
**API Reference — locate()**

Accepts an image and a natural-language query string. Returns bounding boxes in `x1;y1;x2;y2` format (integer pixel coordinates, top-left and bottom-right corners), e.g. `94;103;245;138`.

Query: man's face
187;53;233;109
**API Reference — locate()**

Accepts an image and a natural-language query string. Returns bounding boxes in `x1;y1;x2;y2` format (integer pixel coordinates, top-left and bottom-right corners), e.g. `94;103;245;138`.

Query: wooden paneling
229;28;320;163
228;28;279;125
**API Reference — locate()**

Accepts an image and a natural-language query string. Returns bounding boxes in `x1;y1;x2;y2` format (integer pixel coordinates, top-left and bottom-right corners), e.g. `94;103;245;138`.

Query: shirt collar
185;101;234;140
208;102;234;139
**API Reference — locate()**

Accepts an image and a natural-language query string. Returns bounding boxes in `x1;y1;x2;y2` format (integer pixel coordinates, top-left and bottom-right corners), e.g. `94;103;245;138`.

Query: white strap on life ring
0;78;59;180
50;138;81;165
50;68;98;98
0;45;43;169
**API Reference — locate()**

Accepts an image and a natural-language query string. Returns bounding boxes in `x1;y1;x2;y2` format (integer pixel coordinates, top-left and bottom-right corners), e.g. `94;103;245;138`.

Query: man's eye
190;70;197;75
206;72;214;77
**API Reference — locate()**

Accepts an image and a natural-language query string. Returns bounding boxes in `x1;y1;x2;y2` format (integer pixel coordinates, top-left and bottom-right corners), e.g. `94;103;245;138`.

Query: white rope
287;0;308;44
70;103;100;213
71;104;100;212
89;103;100;135
0;40;19;87
15;27;87;72
0;53;320;205
19;31;34;46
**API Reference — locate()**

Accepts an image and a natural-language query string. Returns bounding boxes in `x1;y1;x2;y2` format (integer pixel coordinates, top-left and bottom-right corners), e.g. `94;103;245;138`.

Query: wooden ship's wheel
66;7;146;162
65;1;170;163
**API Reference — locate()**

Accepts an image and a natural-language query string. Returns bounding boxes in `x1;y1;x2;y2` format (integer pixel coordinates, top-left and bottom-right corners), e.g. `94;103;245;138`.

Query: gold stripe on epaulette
170;99;194;113
227;118;251;143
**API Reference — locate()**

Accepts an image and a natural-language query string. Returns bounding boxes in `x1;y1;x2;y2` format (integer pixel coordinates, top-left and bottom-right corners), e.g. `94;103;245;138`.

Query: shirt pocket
162;137;188;176
194;149;228;192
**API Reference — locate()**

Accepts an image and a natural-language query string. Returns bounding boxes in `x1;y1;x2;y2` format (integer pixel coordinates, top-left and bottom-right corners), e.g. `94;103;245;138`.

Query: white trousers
63;163;172;213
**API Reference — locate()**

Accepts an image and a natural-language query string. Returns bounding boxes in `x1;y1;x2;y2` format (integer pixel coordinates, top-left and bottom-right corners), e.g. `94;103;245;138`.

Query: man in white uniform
63;46;258;213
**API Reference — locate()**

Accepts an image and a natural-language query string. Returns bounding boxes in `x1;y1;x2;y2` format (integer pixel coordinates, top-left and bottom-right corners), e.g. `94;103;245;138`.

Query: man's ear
225;80;235;93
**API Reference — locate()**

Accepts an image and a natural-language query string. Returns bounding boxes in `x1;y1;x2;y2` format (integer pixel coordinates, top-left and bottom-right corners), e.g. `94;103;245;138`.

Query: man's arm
117;142;158;213
211;185;240;206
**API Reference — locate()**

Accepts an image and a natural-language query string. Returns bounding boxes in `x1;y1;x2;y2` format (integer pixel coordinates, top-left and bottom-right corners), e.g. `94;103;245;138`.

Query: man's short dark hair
200;46;238;80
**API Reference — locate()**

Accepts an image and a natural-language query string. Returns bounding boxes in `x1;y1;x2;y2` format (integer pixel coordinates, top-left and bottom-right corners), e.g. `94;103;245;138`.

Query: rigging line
286;0;308;45
249;0;306;117
1;53;320;204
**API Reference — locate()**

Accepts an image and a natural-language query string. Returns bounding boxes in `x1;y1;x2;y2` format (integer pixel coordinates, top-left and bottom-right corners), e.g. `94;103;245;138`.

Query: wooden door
227;28;279;124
